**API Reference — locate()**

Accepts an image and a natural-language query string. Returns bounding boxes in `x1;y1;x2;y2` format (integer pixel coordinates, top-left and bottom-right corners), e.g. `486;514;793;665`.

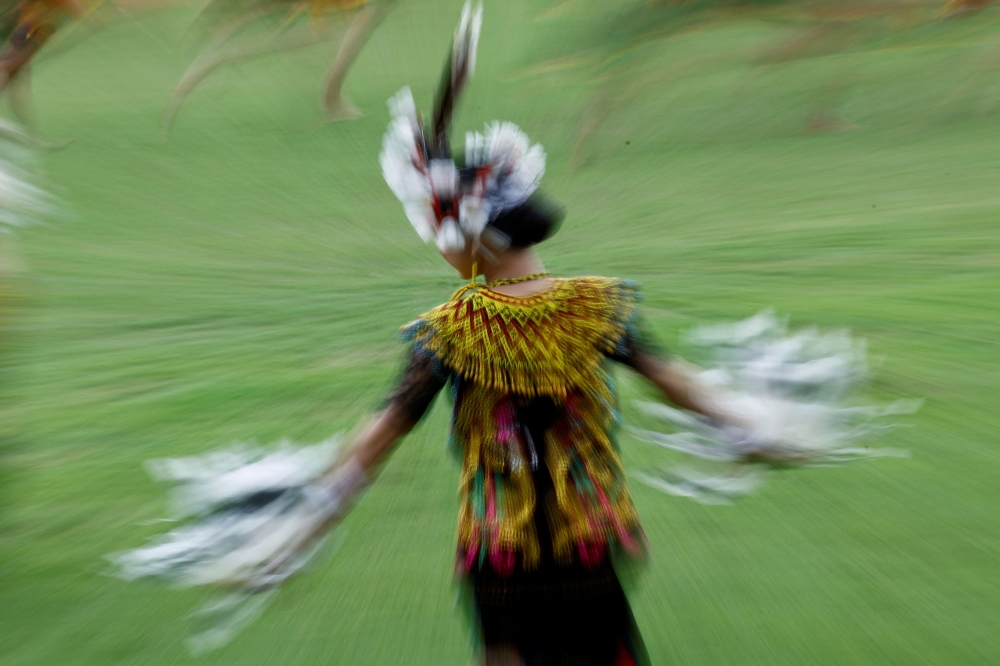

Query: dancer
0;0;83;148
124;5;696;662
0;0;84;150
0;0;83;100
116;3;909;662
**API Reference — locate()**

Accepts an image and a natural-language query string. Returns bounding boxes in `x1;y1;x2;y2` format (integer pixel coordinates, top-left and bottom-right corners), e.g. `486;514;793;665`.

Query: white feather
478;121;546;210
387;85;417;121
110;438;347;587
403;203;437;243
436;217;465;252
454;1;483;80
465;130;486;167
380;88;438;243
428;159;458;199
459;195;490;236
631;312;916;501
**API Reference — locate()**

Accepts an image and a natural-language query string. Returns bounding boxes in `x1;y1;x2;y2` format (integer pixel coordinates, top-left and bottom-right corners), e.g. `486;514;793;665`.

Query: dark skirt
471;557;647;666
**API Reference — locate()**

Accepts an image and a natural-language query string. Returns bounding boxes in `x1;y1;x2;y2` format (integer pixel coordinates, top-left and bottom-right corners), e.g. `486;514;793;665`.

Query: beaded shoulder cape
402;277;646;574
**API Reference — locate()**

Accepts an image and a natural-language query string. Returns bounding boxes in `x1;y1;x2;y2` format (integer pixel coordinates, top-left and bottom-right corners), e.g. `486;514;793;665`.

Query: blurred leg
321;0;398;120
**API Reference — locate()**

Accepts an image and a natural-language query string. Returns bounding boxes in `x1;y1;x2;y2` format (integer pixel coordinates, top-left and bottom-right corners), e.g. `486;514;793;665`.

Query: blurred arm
629;350;757;438
256;401;419;578
319;350;445;491
610;321;736;425
628;351;723;419
334;401;419;477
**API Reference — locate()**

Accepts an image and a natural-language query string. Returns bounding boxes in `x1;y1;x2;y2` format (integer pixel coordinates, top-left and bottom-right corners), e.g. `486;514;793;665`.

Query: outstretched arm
322;402;419;484
609;313;741;427
627;349;750;432
317;350;445;503
629;350;799;463
629;351;710;417
258;353;444;576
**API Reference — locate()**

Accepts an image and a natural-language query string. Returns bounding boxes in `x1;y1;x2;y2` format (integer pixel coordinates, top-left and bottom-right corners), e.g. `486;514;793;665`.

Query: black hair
486;194;564;249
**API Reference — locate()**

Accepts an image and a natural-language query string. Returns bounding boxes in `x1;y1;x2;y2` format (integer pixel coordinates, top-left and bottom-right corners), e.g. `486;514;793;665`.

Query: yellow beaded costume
402;277;646;574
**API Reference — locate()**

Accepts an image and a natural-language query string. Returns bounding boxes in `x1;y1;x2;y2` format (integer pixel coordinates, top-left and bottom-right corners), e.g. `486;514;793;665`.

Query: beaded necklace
485;271;552;288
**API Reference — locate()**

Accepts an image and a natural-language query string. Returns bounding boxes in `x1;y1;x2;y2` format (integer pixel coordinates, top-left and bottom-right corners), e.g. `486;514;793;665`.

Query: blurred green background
1;0;998;663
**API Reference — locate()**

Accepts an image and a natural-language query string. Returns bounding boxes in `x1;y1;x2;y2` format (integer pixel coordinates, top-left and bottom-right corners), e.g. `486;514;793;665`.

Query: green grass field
1;0;998;663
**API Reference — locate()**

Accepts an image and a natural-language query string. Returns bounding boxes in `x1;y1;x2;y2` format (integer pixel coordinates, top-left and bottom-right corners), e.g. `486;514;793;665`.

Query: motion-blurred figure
116;5;909;663
163;0;399;132
0;0;83;110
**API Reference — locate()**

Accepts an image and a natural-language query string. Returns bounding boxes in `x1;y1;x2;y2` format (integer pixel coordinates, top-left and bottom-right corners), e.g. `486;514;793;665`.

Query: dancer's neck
482;248;553;296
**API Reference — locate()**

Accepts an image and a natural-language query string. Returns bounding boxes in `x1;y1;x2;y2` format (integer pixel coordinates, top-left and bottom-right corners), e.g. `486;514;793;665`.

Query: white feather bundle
144;438;341;518
110;439;368;653
110;437;344;588
631;312;916;503
382;112;548;249
380;87;436;243
467;121;546;213
436;217;465;252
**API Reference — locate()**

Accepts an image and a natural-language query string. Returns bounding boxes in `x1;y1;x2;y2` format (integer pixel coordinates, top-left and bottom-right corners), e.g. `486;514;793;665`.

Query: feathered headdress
379;1;547;253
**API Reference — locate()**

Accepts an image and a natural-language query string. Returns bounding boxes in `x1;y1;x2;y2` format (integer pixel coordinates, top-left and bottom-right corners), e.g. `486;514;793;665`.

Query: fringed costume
390;277;650;664
371;5;652;661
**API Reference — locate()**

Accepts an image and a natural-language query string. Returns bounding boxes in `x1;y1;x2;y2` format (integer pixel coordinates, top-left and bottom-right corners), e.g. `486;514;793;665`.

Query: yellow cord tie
486;272;552;288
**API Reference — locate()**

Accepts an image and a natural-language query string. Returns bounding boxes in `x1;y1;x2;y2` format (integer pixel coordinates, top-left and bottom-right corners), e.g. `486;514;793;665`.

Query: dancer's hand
733;438;814;466
253;461;368;584
255;404;417;578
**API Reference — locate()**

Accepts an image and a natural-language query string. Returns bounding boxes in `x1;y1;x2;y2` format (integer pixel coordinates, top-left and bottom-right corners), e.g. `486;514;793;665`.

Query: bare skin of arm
632;350;804;463
629;351;709;416
322;402;415;482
